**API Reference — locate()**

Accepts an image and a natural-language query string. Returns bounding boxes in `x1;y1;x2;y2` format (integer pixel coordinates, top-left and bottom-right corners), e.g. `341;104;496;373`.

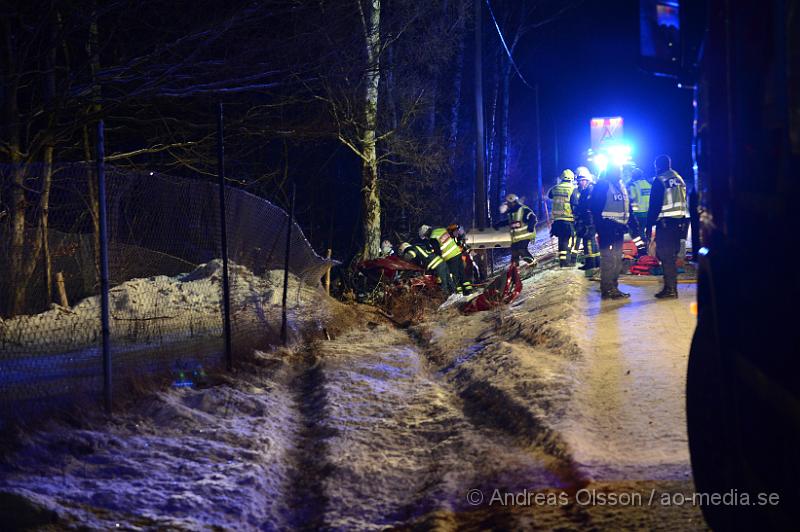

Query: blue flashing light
593;153;608;172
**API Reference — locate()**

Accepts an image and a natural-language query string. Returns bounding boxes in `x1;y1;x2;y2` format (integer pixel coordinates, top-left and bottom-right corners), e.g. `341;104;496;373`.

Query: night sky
508;0;694;201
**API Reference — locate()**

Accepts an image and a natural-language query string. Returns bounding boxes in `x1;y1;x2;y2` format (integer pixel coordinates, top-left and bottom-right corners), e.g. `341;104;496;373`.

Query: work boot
610;288;630;299
601;288;630;300
655;287;678;299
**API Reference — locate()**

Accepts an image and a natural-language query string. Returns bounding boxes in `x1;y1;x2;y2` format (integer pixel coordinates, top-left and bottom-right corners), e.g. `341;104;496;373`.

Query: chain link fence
0;163;331;423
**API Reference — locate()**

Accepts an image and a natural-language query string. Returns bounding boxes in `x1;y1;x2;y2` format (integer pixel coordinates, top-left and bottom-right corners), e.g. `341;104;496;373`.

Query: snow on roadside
0;348;299;529
413;269;589;486
0;259;321;356
306;318;569;530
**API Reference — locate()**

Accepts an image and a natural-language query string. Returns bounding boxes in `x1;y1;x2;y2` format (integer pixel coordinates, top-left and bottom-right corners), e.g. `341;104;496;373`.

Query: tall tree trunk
427;85;437;143
42;7;58;306
41;149;54;307
448;0;466;169
359;0;382;259
486;52;500;217
497;57;511;211
85;5;102;283
4;15;27;315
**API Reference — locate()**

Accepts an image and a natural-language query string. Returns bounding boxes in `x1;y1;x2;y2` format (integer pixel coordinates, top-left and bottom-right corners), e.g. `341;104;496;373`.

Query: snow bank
0;259;322;356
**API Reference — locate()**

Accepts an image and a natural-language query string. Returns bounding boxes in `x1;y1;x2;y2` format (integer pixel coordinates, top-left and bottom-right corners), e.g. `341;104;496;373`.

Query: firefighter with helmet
398;239;455;295
548;169;580;267
422;224;473;296
574;166;600;271
495;193;537;264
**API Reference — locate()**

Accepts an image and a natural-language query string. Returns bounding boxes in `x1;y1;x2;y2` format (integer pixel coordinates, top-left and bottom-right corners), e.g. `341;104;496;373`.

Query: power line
484;0;535;89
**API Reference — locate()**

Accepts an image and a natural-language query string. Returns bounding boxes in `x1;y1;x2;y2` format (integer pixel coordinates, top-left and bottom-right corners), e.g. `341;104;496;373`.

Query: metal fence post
96;120;112;414
217;103;233;371
281;183;296;345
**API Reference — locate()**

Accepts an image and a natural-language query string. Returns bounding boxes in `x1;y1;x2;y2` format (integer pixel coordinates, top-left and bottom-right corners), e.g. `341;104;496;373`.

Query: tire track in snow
297;314;593;530
283;346;336;530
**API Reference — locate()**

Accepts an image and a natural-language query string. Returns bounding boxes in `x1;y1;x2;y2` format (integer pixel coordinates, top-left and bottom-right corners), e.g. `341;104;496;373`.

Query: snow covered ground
0;260;707;530
0;260;319;356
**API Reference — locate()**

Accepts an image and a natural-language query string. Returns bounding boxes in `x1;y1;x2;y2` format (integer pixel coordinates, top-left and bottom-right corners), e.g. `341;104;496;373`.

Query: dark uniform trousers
597;220;627;295
655;218;688;291
551;220;576;267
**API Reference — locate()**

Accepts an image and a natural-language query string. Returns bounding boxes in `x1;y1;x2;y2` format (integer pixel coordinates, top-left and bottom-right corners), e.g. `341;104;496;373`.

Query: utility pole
473;0;487;229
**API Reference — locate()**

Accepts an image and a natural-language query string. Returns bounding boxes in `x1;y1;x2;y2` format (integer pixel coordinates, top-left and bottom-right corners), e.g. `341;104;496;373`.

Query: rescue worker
398;239;455;295
646;154;690;299
590;164;640;299
425;224;472;295
447;223;479;286
380;239;394;257
495;193;537;265
548;169;579;267
627;166;652;252
574;166;600;271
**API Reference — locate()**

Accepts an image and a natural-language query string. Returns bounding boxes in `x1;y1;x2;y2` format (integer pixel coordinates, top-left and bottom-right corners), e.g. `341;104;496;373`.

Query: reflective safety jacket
548;181;578;222
627;178;652;214
601;179;630;225
655;169;689;219
402;242;445;271
507;203;537;243
429;227;462;261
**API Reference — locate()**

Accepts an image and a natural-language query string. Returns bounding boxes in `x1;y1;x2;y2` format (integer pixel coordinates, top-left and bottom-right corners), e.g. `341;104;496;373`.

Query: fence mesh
0;163;330;422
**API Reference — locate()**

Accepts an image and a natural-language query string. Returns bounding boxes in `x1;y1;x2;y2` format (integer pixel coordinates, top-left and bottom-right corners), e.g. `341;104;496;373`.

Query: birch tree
356;0;382;259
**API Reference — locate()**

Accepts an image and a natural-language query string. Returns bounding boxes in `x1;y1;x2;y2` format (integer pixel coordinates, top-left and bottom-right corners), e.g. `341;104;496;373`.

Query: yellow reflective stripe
431;228;461;260
510;229;535;243
428;256;444;270
551;183;576;220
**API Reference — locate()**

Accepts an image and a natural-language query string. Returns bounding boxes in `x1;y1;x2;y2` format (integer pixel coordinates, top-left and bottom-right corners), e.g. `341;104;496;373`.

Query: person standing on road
575;166;600;271
590;165;640;299
548;169;580;267
646;155;690;299
495;194;537;265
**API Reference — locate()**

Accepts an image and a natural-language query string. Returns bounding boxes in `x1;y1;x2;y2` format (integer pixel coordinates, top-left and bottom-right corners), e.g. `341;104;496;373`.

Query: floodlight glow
593;153;608;172
606;144;633;167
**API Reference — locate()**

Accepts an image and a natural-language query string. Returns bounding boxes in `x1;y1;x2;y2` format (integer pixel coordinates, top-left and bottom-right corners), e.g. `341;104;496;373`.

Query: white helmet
576;166;592;179
505;193;519;203
418;224;431;239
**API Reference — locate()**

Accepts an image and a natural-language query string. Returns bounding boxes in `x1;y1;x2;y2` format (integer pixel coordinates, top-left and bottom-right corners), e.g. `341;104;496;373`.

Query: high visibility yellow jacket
507;203;536;243
429;227;461;261
402;242;445;270
627;178;652;214
548;181;578;222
